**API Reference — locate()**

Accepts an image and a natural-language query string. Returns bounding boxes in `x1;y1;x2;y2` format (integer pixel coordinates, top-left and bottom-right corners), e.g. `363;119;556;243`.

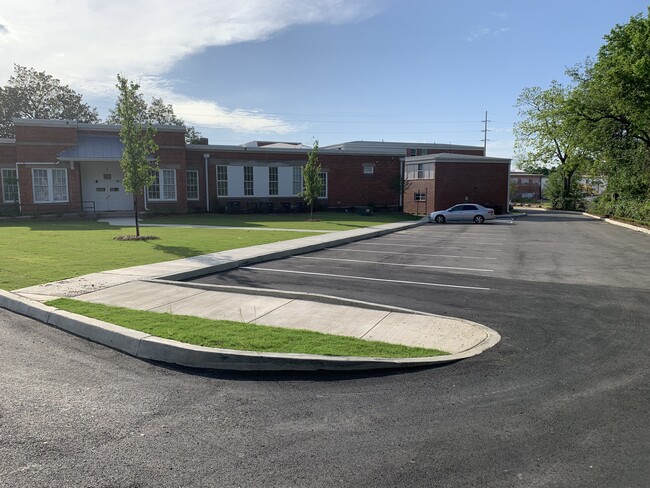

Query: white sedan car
429;203;496;224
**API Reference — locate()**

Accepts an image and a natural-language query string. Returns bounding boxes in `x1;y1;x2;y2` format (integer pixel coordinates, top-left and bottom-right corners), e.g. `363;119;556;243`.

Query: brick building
510;172;544;200
0;119;511;216
403;153;511;215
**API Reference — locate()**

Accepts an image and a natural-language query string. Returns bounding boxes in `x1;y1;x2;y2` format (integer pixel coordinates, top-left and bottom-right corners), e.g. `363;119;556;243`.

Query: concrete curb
0;289;500;372
581;212;650;235
157;219;428;281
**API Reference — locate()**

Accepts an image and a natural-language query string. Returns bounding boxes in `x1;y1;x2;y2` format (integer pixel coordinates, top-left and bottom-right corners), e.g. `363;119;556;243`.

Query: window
148;169;176;201
32;168;68;203
318;171;327;198
186;170;199;200
217;165;228;196
293;166;303;195
405;165;417;180
244;166;254;196
417;164;424;179
268;167;278;196
363;164;375;175
2;169;18;203
414;191;426;202
409;148;417;156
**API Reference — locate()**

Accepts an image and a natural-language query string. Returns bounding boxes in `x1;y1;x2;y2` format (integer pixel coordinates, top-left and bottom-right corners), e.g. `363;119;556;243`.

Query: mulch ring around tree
113;235;160;241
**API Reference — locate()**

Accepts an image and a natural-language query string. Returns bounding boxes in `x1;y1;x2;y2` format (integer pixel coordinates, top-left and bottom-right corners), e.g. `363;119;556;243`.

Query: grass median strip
46;298;447;358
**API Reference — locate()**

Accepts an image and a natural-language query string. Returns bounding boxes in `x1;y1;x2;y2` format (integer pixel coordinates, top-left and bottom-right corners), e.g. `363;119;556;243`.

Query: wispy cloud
465;26;511;42
0;0;379;132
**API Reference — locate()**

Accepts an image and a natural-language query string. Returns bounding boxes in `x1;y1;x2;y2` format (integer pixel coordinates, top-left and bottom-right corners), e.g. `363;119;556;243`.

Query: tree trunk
133;194;140;237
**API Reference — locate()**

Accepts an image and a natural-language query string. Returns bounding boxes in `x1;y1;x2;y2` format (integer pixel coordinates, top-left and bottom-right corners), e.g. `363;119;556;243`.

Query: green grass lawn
144;211;419;231
47;298;446;358
0;220;319;290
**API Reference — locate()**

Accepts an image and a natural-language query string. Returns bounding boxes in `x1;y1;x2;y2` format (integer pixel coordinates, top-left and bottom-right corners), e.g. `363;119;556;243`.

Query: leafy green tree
114;75;159;237
0;64;99;138
106;94;202;144
543;168;583;210
568;9;650;213
301;140;323;220
514;81;590;209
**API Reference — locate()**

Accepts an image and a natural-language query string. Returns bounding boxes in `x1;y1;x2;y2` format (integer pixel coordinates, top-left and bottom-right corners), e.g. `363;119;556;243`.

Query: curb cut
0;288;501;372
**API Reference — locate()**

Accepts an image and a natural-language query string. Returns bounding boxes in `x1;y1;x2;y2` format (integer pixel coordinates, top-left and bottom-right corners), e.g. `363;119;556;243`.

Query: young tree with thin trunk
114;75;159;237
301;140;323;220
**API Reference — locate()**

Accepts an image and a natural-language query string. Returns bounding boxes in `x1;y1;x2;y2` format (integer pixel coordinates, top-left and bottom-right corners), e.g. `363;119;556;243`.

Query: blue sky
1;1;648;159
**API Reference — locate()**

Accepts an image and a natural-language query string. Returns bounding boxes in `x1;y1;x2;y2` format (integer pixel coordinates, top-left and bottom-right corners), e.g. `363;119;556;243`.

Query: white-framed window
32;168;68;203
148;169;177;201
293;166;303;195
244;166;254;196
417;163;424;179
405;165;417;180
269;167;278;196
217;165;228;196
2;168;19;203
414;191;426;202
318;171;327;198
186;170;199;200
363;164;375;175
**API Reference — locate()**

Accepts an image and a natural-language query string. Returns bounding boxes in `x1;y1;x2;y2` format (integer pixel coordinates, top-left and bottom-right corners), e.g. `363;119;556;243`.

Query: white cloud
0;0;379;132
465;26;511;42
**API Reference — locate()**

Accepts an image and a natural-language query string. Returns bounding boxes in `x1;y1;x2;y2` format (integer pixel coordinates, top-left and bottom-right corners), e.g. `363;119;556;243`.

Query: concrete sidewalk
4;219;501;371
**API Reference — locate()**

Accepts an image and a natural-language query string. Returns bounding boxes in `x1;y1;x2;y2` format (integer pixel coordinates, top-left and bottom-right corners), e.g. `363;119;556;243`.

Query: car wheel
434;215;446;224
474;215;485;224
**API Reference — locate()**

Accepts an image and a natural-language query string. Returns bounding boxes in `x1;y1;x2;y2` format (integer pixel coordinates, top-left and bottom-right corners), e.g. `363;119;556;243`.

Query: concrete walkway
2;219;501;371
98;217;333;233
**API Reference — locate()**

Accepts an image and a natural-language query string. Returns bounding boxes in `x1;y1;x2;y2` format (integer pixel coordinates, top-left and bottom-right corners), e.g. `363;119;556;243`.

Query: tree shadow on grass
149;242;207;259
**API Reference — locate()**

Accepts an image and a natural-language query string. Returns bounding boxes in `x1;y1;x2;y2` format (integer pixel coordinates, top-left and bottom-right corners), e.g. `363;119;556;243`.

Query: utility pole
482;110;490;155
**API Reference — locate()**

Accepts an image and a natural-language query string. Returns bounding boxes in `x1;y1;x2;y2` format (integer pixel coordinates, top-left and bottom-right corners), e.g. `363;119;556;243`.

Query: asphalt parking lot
2;210;649;487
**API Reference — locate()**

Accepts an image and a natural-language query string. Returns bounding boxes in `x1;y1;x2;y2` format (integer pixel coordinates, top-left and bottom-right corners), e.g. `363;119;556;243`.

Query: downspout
399;157;404;210
203;153;210;213
144;186;149;211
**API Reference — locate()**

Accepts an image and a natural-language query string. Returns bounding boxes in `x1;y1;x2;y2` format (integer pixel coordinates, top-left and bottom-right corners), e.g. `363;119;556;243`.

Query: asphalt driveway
2;210;649;487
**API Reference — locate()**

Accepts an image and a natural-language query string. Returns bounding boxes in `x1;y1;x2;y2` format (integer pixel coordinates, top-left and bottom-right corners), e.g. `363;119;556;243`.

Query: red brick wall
403;180;435;215
189;149;401;210
511;175;543;199
434;162;509;212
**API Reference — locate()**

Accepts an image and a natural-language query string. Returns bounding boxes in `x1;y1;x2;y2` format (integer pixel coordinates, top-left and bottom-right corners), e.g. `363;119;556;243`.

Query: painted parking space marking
294;256;494;272
352;242;503;251
240;267;492;291
323;248;497;260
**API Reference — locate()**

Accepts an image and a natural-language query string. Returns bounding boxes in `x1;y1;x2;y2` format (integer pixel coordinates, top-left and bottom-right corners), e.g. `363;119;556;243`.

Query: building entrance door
81;162;133;212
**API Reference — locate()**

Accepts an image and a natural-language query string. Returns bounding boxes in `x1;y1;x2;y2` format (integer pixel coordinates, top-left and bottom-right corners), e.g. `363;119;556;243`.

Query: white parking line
294;256;494;272
353;242;503;251
240;267;492;291
323;248;497;260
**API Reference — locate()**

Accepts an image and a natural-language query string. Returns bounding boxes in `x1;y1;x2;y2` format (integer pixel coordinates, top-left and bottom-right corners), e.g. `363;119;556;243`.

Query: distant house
0;119;511;216
510;172;544;200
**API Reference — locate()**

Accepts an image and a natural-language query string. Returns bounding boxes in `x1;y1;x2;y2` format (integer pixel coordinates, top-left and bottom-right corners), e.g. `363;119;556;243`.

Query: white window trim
268;166;279;196
318;171;328;199
243;166;254;196
363;164;375;175
148;168;177;201
217;165;228;197
186;169;199;201
32;168;68;203
2;168;19;203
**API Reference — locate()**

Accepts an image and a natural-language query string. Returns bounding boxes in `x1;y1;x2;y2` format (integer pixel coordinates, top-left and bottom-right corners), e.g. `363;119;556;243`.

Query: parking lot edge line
294;256;494;272
240;267;492;291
